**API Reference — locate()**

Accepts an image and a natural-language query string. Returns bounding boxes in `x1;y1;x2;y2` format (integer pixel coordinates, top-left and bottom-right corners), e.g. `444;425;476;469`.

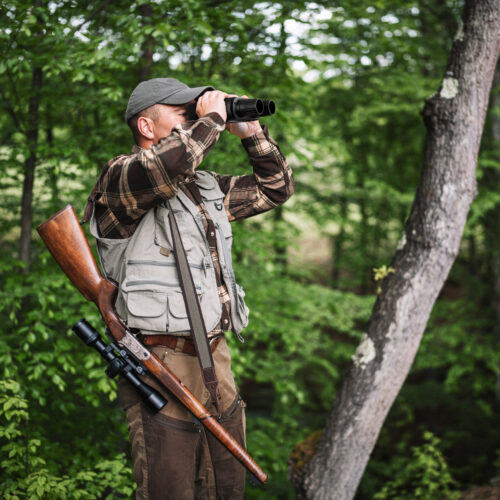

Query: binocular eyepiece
186;97;276;123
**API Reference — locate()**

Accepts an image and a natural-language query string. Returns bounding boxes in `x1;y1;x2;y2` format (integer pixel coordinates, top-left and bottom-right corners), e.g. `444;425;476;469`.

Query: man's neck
138;139;153;149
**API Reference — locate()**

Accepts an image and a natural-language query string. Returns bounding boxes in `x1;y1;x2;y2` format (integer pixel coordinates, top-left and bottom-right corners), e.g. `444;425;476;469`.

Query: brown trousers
117;336;246;500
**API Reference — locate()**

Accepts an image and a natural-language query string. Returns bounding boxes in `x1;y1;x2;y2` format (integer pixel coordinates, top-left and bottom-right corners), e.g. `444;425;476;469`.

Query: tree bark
138;4;154;81
299;1;500;499
19;64;42;271
46;105;60;211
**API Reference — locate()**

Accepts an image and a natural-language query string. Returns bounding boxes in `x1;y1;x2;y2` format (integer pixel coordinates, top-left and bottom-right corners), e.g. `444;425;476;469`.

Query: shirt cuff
203;112;226;130
241;125;275;157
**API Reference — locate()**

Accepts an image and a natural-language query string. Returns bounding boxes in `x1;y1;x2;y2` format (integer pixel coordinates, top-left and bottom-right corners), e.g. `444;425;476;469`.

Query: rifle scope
186;97;276;123
73;319;167;413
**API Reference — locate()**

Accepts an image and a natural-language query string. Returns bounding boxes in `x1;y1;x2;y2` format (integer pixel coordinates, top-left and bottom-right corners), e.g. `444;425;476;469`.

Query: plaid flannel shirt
87;112;293;335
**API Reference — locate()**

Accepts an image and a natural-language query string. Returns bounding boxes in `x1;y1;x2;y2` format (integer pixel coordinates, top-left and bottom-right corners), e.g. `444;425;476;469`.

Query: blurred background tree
0;1;499;499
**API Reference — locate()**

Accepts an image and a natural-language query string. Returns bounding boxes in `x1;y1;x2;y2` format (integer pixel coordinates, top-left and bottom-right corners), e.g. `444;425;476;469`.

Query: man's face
152;103;190;144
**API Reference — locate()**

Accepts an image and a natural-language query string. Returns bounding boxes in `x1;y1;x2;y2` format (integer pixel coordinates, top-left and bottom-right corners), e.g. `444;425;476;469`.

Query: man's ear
137;116;154;140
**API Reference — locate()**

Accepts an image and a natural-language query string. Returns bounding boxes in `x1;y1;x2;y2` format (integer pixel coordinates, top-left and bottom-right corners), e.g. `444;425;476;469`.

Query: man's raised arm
211;124;294;221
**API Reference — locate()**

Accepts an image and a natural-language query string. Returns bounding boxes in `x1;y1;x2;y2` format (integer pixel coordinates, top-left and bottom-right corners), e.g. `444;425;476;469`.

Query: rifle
37;204;267;485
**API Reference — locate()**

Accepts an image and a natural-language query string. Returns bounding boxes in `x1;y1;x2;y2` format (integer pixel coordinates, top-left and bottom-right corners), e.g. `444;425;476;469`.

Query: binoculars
186;97;276;123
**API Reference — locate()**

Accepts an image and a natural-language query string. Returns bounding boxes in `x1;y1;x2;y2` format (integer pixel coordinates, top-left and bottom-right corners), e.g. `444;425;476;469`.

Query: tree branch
70;0;114;36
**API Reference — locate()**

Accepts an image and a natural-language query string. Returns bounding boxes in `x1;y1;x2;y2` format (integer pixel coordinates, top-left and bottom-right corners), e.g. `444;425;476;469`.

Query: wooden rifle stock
37;204;267;484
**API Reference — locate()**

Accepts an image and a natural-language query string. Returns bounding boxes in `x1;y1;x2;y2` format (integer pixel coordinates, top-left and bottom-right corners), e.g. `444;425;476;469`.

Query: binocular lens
263;100;275;116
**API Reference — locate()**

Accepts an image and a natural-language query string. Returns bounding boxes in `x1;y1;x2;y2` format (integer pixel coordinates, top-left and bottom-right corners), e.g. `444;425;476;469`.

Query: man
84;78;294;499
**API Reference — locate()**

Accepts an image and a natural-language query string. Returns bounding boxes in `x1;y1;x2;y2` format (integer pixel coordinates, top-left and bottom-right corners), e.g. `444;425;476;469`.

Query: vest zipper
125;279;201;290
127;259;205;270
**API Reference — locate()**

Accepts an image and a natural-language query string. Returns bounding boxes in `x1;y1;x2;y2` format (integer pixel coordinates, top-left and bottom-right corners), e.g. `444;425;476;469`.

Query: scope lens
73;318;99;346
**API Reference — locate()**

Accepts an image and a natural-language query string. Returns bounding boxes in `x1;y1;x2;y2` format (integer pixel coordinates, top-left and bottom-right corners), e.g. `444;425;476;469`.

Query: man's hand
225;94;262;139
196;90;262;139
196;90;228;122
226;120;261;139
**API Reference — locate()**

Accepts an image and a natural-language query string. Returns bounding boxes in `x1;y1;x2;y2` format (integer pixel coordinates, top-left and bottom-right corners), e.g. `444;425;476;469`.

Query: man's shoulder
105;143;144;169
195;169;218;184
99;152;135;180
195;170;225;194
196;169;216;179
106;152;134;169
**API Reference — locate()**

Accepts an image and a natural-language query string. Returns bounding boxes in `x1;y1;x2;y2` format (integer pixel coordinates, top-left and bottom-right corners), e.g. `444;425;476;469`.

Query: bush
0;379;134;499
374;431;460;500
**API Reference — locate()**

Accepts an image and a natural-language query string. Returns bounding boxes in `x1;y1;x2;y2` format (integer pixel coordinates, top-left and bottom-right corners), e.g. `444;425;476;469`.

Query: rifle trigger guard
118;331;151;360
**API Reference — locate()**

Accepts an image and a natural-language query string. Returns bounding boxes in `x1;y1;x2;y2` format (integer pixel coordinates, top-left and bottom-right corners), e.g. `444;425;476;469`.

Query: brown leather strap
82;184;99;224
137;334;222;356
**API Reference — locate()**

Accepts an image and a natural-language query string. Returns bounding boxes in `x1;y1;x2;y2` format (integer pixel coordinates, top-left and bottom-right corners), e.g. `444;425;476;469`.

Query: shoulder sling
167;206;221;415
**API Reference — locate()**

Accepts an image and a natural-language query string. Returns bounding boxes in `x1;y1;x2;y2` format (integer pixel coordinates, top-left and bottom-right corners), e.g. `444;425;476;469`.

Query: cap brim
157;85;214;105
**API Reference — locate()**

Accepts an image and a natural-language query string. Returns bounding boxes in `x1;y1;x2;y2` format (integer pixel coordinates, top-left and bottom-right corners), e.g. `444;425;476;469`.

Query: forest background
1;0;499;499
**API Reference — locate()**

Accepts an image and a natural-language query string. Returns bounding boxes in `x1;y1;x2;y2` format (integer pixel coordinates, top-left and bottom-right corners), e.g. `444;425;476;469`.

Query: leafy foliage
374;432;460;500
0;379;133;499
0;0;499;498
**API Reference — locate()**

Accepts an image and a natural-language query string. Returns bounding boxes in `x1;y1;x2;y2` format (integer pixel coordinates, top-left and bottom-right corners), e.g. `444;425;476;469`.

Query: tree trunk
298;2;500;499
272;5;290;270
19;65;42;271
46;105;60;210
487;62;500;403
138;4;154;81
331;195;347;287
358;188;369;294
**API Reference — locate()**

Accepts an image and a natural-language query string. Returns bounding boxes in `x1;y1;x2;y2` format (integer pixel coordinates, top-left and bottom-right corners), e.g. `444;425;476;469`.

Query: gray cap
125;78;214;122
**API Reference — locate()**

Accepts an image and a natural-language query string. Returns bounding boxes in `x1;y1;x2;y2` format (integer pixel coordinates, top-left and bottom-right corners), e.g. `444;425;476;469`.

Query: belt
136;333;223;356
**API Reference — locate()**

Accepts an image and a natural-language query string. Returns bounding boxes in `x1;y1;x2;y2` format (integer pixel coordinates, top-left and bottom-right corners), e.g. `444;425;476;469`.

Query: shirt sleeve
92;113;225;238
210;125;294;222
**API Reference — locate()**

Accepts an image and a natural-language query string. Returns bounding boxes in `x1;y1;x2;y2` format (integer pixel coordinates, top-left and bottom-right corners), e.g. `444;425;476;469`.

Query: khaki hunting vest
90;171;249;339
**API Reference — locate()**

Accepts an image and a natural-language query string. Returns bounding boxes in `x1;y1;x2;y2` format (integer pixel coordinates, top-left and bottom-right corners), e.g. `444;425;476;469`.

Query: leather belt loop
137;334;223;356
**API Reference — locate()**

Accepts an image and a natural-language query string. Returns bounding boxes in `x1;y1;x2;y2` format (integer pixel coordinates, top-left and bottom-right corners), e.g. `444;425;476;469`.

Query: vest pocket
124;260;179;287
210;200;232;240
155;207;195;253
126;290;168;332
200;187;232;243
123;259;180;332
167;291;203;332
